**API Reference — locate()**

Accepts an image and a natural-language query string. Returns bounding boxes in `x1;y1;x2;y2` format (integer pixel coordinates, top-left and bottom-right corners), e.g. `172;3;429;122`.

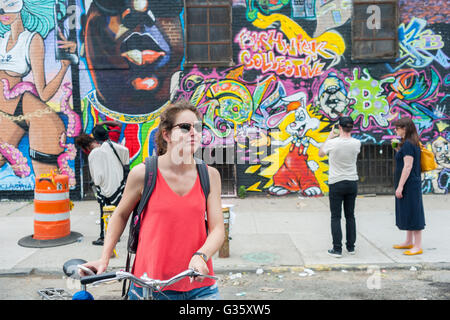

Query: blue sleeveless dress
394;140;425;230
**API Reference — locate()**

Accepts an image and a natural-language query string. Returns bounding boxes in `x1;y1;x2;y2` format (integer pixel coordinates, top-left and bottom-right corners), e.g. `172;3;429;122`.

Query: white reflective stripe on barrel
34;192;69;201
34;212;70;222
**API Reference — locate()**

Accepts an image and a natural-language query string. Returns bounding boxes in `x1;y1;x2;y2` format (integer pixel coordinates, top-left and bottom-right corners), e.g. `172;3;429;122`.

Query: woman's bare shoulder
207;165;221;183
128;163;146;182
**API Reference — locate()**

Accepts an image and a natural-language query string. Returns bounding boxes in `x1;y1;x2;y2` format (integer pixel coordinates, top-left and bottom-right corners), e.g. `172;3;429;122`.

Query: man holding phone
319;116;361;257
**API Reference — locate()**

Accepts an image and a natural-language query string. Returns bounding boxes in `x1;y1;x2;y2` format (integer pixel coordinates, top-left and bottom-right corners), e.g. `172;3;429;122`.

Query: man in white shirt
319;116;361;258
76;125;129;245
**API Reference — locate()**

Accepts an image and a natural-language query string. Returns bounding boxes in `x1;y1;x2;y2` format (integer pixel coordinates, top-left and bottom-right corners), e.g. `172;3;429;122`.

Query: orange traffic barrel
18;174;82;248
33;175;71;240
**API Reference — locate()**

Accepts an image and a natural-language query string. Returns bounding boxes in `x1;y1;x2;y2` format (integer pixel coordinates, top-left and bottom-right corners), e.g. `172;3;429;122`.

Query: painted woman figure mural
0;0;76;182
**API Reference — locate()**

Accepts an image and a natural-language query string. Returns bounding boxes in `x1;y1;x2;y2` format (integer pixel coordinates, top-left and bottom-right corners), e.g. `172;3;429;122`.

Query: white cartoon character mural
269;92;322;196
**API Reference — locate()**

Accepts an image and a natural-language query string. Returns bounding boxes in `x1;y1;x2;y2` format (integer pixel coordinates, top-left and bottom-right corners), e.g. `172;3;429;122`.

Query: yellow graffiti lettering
252;12;345;60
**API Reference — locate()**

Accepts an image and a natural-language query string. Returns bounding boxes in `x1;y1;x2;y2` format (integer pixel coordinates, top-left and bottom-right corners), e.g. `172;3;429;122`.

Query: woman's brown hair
154;100;202;156
392;117;420;147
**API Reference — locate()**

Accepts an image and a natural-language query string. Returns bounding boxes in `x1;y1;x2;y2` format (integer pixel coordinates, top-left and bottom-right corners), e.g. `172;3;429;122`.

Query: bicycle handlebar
80;272;118;285
80;268;218;289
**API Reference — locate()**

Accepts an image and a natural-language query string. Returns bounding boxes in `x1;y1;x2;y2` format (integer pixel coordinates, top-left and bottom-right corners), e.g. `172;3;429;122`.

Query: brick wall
0;0;448;200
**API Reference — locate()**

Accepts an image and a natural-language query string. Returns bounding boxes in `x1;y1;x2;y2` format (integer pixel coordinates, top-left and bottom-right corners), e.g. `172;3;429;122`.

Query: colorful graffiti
312;70;351;120
227;3;447;195
389;17;450;72
2;0;447;197
78;0;449;196
178;65;329;194
422;135;449;194
0;0;80;191
236;27;339;78
78;0;184;166
246;0;351;37
248;10;346;68
345;68;393;129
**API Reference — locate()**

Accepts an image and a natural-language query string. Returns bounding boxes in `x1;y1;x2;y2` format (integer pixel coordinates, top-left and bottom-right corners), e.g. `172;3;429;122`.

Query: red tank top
132;169;215;291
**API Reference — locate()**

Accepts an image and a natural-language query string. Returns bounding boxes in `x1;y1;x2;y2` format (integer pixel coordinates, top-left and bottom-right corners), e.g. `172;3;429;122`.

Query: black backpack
122;156;210;298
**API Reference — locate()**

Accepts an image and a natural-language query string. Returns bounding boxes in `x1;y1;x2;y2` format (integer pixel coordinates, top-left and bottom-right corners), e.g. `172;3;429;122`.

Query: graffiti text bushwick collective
236;28;326;79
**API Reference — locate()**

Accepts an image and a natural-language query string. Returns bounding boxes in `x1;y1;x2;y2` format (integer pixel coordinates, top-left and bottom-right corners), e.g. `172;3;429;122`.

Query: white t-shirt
88;141;130;198
322;137;361;184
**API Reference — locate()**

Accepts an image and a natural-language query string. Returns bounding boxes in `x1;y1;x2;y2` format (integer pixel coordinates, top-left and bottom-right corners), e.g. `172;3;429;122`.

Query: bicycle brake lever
189;269;219;280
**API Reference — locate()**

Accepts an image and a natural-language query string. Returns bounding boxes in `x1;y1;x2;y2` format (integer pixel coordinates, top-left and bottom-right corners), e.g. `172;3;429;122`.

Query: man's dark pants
95;187;123;240
328;180;358;253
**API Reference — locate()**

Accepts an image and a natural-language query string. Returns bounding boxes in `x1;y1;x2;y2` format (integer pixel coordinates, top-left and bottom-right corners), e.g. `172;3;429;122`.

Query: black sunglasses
172;122;203;133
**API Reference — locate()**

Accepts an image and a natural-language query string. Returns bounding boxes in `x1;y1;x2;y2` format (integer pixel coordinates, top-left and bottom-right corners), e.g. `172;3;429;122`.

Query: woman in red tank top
80;100;225;300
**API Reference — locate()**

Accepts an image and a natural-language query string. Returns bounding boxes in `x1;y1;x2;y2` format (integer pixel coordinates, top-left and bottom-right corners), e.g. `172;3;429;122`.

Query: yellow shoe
393;244;413;249
403;249;423;255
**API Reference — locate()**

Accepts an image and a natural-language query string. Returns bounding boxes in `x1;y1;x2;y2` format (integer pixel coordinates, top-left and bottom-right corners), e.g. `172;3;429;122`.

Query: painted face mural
315;72;350;120
0;0;23;14
423;136;450;194
432;137;450;169
82;0;184;116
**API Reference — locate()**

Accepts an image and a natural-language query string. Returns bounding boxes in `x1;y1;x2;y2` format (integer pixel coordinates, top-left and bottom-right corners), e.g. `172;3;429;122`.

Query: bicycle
60;259;219;300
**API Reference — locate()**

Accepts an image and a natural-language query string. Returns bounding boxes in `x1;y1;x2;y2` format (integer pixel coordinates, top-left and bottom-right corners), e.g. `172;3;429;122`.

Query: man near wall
319;116;361;257
75;127;129;245
89;125;129;245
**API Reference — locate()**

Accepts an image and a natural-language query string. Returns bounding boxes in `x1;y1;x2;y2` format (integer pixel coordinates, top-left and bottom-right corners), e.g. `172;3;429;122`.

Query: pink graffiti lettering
235;28;327;79
239;49;325;79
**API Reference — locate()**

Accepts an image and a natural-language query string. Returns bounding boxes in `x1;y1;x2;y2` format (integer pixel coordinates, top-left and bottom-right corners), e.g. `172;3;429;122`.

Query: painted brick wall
0;0;448;200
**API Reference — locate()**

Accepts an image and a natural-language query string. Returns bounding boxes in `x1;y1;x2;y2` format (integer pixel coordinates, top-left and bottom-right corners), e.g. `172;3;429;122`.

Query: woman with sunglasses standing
391;117;425;256
80;100;225;300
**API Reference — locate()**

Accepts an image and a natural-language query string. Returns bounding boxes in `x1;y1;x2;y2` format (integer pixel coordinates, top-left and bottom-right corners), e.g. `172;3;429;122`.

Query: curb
214;263;450;275
0;268;34;277
2;262;450;278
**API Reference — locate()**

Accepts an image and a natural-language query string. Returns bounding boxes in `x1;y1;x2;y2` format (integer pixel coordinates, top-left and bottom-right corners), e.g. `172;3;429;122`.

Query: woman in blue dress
392;117;425;255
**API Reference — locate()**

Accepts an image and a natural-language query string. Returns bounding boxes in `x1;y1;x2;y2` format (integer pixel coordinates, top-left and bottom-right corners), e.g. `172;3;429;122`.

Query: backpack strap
194;157;210;234
136;156;158;216
106;140;125;167
106;139;128;185
195;157;210;202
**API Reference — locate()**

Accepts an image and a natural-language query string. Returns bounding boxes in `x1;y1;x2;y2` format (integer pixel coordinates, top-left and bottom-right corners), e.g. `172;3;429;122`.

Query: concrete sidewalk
0;194;449;276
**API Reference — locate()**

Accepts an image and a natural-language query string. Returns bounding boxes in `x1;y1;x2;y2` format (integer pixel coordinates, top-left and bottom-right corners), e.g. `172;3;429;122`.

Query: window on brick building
184;0;233;67
352;0;399;61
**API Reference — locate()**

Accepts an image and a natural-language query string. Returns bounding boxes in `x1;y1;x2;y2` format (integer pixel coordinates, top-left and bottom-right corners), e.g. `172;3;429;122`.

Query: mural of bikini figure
269;93;322;197
81;0;184;116
0;0;75;179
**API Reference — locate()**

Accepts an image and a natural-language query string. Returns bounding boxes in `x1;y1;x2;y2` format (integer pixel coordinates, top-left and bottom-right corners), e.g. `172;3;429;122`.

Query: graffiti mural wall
1;0;447;198
0;0;80;193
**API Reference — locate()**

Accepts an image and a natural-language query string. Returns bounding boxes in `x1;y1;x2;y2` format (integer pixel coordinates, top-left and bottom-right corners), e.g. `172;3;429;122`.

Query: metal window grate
184;0;233;66
351;0;399;61
357;144;395;194
209;163;237;197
